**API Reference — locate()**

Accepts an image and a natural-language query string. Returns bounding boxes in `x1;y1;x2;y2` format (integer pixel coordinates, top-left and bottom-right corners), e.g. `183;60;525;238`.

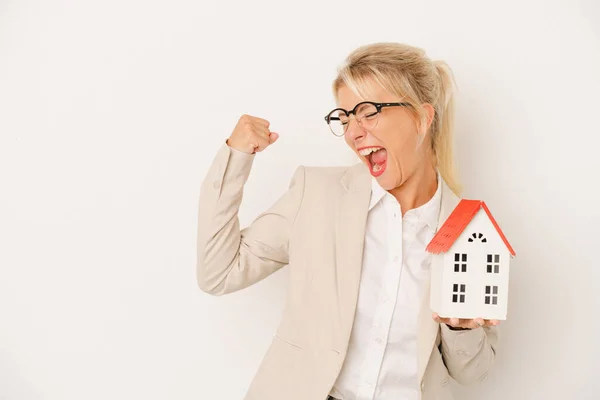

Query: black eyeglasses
324;101;410;137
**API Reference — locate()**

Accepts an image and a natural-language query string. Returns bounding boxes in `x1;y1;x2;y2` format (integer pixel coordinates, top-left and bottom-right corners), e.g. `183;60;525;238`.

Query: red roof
426;199;516;256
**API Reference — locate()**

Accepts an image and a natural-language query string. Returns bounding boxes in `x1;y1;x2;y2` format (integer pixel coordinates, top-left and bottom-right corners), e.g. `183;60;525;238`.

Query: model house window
452;284;466;303
485;285;498;305
487;254;500;273
454;253;467;272
468;232;487;243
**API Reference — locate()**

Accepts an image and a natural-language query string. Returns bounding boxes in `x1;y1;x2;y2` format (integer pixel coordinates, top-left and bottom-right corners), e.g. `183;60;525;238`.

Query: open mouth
358;146;388;177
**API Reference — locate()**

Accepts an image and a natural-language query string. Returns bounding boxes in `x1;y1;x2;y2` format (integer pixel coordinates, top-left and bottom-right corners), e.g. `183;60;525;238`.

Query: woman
197;42;499;400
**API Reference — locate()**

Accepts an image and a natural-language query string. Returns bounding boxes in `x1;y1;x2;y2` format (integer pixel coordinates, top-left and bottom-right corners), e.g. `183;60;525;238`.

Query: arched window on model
468;232;487;243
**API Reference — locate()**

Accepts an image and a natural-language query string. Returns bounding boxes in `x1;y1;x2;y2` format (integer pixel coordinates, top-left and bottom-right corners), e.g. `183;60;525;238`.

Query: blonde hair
332;42;461;195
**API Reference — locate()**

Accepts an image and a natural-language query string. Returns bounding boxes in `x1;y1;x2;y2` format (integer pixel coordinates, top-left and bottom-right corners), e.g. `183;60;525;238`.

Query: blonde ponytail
332;42;462;195
432;61;461;195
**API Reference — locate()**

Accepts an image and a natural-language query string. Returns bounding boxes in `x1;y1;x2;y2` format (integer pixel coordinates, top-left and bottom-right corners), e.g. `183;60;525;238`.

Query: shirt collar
368;170;443;230
368;177;387;211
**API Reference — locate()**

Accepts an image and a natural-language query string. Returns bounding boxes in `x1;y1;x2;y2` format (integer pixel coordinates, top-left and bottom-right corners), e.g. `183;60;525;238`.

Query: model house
426;200;516;320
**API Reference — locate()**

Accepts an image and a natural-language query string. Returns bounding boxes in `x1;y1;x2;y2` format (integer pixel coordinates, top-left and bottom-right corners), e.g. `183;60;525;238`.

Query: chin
378;170;403;190
373;175;394;191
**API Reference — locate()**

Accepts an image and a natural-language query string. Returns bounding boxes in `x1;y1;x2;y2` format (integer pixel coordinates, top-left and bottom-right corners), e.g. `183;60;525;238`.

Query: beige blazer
197;144;498;400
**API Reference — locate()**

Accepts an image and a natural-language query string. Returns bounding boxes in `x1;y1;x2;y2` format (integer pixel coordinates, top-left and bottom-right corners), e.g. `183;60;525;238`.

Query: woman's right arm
196;115;305;295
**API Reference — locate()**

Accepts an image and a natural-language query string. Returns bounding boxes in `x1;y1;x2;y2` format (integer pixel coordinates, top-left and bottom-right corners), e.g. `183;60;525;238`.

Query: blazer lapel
417;179;461;382
335;163;372;348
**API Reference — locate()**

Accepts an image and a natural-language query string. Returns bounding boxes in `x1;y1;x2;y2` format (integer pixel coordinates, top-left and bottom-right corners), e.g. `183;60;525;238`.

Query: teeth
373;164;382;173
358;147;382;157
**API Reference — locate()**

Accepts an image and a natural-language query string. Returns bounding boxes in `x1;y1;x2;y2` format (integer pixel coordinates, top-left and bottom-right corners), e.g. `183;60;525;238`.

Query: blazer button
421;380;425;391
213;180;221;190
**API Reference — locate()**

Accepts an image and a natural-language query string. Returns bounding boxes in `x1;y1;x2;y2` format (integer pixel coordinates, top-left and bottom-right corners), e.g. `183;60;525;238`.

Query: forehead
336;78;395;110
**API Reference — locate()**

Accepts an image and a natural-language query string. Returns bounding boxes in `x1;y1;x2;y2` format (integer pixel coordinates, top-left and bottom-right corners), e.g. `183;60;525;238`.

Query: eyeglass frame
324;101;411;136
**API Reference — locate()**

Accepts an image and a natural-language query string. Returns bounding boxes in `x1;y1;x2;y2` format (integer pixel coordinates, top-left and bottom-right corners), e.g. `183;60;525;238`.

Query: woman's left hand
432;312;500;329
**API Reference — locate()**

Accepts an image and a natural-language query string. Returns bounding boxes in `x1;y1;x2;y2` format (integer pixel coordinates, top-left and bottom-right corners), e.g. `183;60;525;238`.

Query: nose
345;117;367;143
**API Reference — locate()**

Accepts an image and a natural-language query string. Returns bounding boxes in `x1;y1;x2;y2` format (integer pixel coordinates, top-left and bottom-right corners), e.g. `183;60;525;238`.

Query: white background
1;0;599;399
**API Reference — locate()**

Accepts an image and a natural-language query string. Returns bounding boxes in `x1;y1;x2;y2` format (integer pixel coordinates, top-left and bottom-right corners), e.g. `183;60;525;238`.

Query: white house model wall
430;208;512;320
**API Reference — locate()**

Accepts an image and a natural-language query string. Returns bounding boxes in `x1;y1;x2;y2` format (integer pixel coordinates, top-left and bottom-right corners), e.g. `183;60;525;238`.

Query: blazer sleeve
196;143;306;295
439;324;499;385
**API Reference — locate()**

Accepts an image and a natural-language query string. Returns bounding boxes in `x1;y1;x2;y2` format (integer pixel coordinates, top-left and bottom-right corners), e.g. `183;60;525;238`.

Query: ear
421;103;436;134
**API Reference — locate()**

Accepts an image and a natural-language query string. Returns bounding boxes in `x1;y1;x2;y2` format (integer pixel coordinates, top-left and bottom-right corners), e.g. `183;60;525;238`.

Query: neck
388;163;438;214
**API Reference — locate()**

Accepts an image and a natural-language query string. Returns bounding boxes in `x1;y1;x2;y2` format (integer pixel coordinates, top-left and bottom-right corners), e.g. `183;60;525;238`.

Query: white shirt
331;173;442;400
